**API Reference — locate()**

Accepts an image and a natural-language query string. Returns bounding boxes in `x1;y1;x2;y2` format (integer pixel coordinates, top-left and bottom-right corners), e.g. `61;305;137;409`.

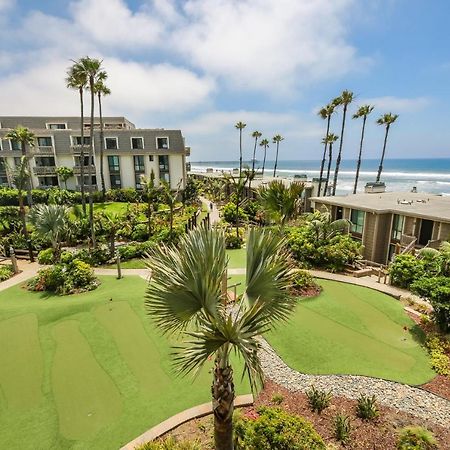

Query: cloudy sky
0;0;449;161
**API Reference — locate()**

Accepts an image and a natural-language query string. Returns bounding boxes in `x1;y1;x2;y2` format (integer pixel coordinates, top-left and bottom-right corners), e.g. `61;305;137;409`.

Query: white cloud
0;0;14;11
356;96;431;113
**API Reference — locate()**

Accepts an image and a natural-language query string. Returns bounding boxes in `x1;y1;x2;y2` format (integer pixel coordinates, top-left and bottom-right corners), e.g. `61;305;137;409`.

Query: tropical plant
322;133;339;196
332;90;354;195
396;426;436;450
389;254;424;288
356;394;379;420
258;180;304;227
161;181;181;236
55;166;74;190
4;126;36;207
317;104;335;196
272;134;284;177
249;130;262;191
145;227;296;450
95;212;125;257
135;436;202;450
352;105;374;194
259;138;269;177
141;170;159;236
235;121;247;175
306;386;332;414
334;413;351;444
376;113;399;182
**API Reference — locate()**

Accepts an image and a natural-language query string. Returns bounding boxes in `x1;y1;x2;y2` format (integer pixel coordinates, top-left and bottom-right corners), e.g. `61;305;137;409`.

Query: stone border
120;394;254;450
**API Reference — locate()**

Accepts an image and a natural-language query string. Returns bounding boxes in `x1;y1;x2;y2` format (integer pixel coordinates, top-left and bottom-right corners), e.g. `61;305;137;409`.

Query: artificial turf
226;248;246;269
267;279;435;385
0;276;249;450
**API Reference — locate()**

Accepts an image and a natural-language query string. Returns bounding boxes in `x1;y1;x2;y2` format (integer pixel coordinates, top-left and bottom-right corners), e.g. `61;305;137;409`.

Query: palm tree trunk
376;125;390;182
79;87;86;215
147;200;152;236
18;193;28;238
318;116;331;196
239;130;243;176
353;115;367;194
249;137;257;191
324;143;334;196
273;142;280;177
22;143;33;208
212;354;235;450
332;104;348;195
88;76;96;247
110;234;115;258
98;92;106;201
262;146;267;177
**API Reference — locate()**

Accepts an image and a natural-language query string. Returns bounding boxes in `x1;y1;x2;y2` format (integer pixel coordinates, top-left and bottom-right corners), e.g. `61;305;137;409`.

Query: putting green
267;279;435;385
226;248;246;269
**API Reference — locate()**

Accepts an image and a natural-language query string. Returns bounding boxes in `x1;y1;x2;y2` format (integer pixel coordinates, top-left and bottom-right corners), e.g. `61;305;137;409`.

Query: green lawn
104;258;147;269
226;248;246;269
267;279;435;385
0;276;249;449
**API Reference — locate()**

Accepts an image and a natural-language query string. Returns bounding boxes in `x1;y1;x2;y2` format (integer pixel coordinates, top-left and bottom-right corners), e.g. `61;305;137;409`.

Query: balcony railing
73;165;96;175
76;184;98;191
70;144;91;154
33;166;57;175
33;146;54;155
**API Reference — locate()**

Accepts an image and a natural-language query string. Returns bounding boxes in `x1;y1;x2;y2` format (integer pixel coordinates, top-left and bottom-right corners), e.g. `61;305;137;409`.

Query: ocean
190;159;450;196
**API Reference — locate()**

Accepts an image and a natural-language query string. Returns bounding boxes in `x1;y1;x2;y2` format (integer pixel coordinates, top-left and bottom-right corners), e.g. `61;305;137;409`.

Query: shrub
234;406;326;450
334;413;351;444
0;265;14;282
37;248;55;265
306;386;332;414
389;254;424;289
425;335;450;375
117;241;155;260
135;436;202;450
356;394;379;420
271;393;284;405
222;202;247;224
396;426;437;449
292;270;321;296
225;231;243;249
73;245;111;266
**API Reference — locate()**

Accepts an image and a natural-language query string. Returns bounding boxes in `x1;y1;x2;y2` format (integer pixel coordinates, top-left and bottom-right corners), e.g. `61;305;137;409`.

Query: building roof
310;191;450;223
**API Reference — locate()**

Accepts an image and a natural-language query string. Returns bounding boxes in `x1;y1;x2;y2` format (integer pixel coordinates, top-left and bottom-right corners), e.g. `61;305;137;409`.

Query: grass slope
267;279;434;385
0;276;249;450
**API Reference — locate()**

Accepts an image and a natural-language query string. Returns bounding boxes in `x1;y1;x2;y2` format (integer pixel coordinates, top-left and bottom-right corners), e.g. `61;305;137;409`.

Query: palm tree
323;133;339;196
5;126;36;207
352;105;374;194
161;181;181;237
317;104;335;196
28;204;68;262
235;121;246;175
66;63;88;214
376;113;398;182
272;134;284;177
93;72;111;200
332;90;354;195
141;170;158;236
249;131;262;191
145;227;296;450
259;138;269;177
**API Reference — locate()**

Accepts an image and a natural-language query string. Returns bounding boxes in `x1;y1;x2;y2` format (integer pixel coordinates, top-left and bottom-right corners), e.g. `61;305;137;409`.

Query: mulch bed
167;380;450;449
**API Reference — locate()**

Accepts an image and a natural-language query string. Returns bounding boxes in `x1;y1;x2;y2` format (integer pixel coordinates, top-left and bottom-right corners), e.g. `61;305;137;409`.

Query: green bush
117;241;155;260
135;436;202;450
389;254;425;289
222;202;247;224
334;413;351;444
425;336;450;375
396;426;437;449
37;248;55;265
306;386;332;414
0;265;14;282
106;188;141;203
234;407;325;450
73;245;111;266
225;231;243;249
271;393;284;405
355;394;379;420
292;270;321;295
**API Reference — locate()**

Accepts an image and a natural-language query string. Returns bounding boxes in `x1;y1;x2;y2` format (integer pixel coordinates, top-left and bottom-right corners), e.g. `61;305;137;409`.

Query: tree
5;126;35;207
66;63;88;214
259;138;269;177
249;130;262;191
95;212;125;257
258;180;304;227
332;90;354;195
141;170;159;236
272;134;284;177
161;181;180;237
55;166;74;190
28;204;68;262
352;105;374;194
376;113;398;182
145;227;296;450
235;121;246;175
317;104;335;196
323;133;339;196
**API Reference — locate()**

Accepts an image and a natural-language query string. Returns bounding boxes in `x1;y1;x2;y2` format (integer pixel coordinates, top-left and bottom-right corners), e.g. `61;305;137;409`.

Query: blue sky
0;0;449;161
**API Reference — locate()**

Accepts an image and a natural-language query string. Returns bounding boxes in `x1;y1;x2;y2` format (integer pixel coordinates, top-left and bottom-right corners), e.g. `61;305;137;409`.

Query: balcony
73;165;96;175
70;144;91;154
185;146;191;156
33;166;56;175
33;146;54;155
76;184;98;191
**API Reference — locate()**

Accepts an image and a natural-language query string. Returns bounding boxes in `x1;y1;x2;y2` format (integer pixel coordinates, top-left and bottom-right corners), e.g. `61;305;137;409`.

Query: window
78;175;97;186
35;156;56;167
105;137;118;150
47;123;66;130
10;140;22;151
38;176;59;187
14;157;21;167
350;209;365;234
72;136;91;145
108;155;121;189
391;214;404;241
37;137;53;147
148;155;154;162
75;155;93;166
131;137;144;150
157;137;169;149
159;154;170;183
134;155;145;173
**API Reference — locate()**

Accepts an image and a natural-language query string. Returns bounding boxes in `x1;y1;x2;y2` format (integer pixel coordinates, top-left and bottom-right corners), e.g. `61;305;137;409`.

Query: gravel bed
259;338;450;428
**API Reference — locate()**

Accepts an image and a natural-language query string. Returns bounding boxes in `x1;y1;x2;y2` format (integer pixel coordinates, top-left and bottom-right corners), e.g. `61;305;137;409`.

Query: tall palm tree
317;103;335;196
323;133;339;196
66;63;88;214
93;72;111;201
249;130;262;191
352;105;374;194
332;90;354;195
272;134;284;177
5;126;36;207
376;113;398;182
259;138;269;177
141;170;158;236
235;121;246;175
145;227;296;450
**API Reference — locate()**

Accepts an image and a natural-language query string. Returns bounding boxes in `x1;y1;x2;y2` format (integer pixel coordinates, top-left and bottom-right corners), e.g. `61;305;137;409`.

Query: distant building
0;116;189;191
311;191;450;264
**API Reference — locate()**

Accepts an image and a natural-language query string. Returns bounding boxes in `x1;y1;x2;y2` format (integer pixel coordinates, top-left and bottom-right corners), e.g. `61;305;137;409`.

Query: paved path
0;261;40;292
199;196;220;226
94;268;150;281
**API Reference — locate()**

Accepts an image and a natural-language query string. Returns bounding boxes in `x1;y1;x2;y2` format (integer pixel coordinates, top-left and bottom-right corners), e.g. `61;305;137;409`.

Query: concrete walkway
0;260;40;292
199;196;220;226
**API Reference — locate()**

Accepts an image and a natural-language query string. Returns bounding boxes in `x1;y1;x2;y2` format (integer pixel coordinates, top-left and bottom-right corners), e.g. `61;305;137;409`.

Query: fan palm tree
376;113;398;182
66;63;88;214
272;134;284;177
323;133;339;196
332;90;354;195
145;227;296;450
352;105;374;194
235;121;246;176
93;72;111;200
317;103;335;196
28;204;68;262
249;131;262;191
259;138;269;177
5;126;36;207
